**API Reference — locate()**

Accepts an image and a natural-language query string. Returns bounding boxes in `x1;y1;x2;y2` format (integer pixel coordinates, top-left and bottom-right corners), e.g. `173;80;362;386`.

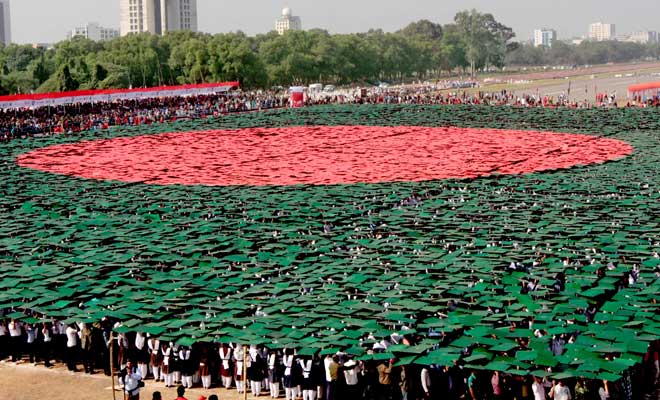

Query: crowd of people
0;91;287;142
1;318;659;400
2;83;657;144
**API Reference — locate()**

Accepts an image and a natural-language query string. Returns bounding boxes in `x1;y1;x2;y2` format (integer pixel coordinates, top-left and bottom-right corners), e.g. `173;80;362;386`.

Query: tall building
627;31;658;44
0;0;11;46
534;28;557;47
68;23;120;41
588;22;616;41
120;0;197;36
275;7;302;35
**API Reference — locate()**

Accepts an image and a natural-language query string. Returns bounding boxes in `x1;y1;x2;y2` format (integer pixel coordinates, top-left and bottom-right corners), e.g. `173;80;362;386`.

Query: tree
453;9;514;76
398;20;443;41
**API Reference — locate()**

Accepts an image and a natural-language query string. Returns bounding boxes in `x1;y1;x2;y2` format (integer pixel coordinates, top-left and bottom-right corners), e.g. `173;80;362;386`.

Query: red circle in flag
17;126;632;186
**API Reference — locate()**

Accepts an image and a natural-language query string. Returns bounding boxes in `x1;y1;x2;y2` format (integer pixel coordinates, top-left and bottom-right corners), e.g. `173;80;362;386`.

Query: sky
9;0;660;44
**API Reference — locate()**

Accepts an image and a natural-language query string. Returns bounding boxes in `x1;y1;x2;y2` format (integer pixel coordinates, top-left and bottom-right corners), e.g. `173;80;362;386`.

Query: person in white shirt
421;367;432;398
161;342;173;388
343;359;360;398
234;344;246;394
119;360;143;400
25;324;37;364
282;349;295;400
55;320;67;363
549;380;572;400
147;337;161;382
65;324;78;371
179;347;193;388
135;333;148;380
532;376;546;400
267;350;280;398
219;343;234;389
8;319;22;362
41;322;53;368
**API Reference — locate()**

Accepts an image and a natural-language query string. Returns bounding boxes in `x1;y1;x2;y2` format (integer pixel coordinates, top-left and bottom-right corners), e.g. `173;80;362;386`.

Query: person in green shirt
468;370;478;400
574;377;590;400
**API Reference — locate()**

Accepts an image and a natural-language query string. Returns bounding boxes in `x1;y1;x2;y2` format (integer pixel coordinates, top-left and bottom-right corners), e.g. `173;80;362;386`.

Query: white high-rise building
588;22;616;41
627;31;658;44
275;7;302;35
68;23;120;41
120;0;197;36
534;28;557;47
0;0;11;46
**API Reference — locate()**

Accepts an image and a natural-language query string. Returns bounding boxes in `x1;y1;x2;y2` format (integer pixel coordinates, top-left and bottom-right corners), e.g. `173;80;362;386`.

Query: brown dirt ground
0;360;257;400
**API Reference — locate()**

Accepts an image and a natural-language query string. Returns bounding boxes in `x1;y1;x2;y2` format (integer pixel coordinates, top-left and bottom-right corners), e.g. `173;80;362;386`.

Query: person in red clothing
174;385;188;400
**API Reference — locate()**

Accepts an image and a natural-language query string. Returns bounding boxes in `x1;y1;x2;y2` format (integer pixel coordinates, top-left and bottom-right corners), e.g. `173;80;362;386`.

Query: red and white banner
0;82;240;109
290;86;305;108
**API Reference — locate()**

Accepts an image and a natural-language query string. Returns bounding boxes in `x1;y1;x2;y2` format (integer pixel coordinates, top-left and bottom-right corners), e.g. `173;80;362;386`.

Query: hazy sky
10;0;660;44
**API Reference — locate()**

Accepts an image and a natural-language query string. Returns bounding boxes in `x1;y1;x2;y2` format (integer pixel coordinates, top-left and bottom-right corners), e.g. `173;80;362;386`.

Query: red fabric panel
16;126;633;186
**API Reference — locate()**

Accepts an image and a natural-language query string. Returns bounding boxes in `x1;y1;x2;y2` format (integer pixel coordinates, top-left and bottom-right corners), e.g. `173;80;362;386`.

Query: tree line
506;40;660;66
0;9;658;95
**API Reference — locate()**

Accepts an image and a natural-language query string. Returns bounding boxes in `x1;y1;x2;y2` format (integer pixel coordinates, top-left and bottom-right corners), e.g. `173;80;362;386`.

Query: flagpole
110;331;116;400
243;345;248;400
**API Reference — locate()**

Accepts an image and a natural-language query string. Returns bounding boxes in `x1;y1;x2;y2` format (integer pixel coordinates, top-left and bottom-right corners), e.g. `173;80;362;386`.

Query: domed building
275;7;302;35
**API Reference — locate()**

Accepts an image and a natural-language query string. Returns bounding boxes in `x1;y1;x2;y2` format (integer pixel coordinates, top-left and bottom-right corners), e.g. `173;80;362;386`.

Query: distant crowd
1;86;658;143
0;92;286;142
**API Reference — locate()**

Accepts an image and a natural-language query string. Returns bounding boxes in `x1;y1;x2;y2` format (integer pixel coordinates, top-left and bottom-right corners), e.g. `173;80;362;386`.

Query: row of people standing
0;319;110;374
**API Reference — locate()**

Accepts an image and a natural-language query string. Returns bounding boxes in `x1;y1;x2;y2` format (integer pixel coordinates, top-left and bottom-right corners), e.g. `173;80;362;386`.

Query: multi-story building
588;22;616;41
534;28;557;47
627;31;658;44
68;23;120;41
275;7;302;35
0;0;11;46
120;0;197;36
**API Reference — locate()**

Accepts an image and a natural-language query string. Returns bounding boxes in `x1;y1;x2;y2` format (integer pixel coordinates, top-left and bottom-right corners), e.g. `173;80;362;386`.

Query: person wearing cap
219;343;234;389
119;360;143;400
